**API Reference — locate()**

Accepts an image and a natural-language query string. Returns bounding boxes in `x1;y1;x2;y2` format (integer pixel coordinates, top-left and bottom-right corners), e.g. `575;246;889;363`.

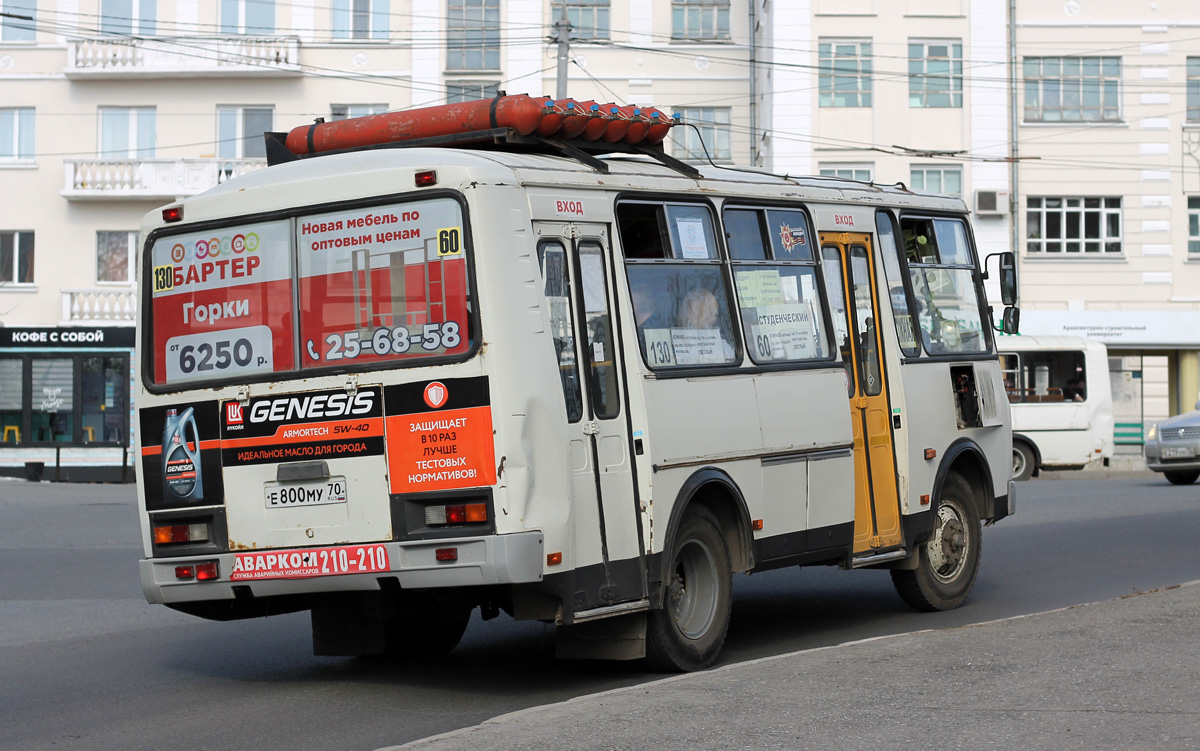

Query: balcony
61;158;268;201
62;288;138;324
65;35;302;79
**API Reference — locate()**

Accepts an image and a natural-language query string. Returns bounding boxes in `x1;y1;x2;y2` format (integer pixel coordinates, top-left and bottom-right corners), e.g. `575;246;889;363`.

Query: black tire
1165;470;1200;486
382;591;473;658
892;473;982;612
1012;441;1035;482
645;505;733;672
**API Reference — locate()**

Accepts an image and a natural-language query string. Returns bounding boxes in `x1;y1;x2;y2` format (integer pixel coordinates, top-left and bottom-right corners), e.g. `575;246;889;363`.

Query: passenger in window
680;287;734;360
1064;377;1086;402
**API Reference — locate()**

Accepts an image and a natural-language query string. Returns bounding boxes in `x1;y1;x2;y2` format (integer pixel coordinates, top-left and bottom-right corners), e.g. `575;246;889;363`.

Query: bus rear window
148;219;294;386
146;197;472;388
298;199;468;368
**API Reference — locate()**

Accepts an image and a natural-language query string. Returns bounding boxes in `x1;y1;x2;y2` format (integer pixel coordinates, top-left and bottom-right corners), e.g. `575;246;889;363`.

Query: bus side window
538;240;583;423
618;201;739;369
724;206;832;364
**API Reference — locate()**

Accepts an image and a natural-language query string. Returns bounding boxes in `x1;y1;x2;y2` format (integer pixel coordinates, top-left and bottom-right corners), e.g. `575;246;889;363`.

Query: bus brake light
435;548;458;562
415;170;437;187
425;503;488;526
196;561;219;580
153;523;209;545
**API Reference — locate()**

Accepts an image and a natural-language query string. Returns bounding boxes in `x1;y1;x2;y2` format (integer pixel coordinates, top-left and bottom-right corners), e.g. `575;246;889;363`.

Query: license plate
264;477;347;508
1162;446;1195;459
230;543;391;581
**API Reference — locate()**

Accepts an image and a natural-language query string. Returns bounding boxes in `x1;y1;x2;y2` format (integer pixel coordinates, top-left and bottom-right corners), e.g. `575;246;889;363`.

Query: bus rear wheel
891;473;981;612
1012;442;1035;482
645;505;732;672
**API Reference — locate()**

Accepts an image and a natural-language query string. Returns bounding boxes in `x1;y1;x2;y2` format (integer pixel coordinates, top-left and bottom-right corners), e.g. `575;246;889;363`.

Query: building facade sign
0;326;136;349
1019;310;1200;348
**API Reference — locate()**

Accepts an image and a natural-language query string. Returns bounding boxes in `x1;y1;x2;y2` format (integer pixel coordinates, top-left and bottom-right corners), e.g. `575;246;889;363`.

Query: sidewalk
386;582;1200;751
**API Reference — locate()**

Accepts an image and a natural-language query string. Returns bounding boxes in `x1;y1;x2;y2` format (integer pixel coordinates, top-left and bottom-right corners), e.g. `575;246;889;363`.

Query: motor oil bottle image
162;407;204;502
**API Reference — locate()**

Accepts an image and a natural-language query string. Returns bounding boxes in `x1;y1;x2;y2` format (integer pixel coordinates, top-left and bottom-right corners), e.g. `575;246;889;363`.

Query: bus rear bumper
140;531;545;605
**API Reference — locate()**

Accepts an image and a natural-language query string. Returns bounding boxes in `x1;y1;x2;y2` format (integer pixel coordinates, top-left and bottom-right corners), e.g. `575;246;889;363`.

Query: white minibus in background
999;335;1114;481
133;95;1018;672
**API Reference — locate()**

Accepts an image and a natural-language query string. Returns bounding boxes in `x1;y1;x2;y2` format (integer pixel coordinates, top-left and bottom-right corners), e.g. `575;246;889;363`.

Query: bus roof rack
263;93;703;179
264;126;703;179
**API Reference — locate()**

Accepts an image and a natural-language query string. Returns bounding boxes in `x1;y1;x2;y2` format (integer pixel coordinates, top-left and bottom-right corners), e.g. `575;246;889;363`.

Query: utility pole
554;3;571;99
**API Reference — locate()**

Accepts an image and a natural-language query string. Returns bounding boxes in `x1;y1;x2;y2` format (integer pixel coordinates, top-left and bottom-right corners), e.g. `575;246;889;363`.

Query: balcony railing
62;158;268;201
66;35;302;78
62;288;138;324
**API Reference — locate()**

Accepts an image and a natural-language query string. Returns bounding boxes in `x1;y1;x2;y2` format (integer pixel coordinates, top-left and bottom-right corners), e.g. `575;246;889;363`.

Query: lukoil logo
226;402;244;425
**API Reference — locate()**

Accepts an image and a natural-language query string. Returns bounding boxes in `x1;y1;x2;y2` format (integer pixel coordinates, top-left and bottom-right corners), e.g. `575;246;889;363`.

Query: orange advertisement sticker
386;405;496;493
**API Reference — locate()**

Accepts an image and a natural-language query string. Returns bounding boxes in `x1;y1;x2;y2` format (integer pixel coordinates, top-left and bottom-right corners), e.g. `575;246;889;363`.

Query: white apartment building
0;0;1197;478
1010;0;1200;445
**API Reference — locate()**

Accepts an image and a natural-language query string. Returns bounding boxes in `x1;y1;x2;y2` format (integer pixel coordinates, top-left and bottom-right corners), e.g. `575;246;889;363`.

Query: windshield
147;197;472;388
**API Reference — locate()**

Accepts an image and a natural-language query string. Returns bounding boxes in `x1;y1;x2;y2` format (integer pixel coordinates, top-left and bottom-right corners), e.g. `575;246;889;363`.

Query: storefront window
0;352;130;447
82;357;126;443
0;359;21;444
31;358;74;443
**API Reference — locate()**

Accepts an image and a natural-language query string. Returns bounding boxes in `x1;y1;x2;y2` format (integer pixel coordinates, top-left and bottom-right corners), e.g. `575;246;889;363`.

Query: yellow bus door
820;233;903;554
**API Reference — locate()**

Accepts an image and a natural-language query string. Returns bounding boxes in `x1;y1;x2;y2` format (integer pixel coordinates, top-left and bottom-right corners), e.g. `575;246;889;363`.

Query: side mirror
998;251;1016;306
1002;306;1020;335
984;251;1018;307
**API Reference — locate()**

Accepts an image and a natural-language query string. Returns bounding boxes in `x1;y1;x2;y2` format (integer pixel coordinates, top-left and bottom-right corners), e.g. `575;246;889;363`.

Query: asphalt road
2;472;1198;751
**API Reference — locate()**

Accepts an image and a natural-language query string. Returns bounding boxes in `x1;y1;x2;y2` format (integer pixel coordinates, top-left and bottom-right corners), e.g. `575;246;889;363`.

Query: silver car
1144;402;1200;485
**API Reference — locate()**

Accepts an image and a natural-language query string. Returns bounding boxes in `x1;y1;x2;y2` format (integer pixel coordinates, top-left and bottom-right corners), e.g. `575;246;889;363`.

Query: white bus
134;100;1017;671
998;336;1114;481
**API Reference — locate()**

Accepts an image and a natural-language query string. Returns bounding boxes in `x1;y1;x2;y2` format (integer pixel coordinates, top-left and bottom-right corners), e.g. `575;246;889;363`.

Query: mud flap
555;611;647;661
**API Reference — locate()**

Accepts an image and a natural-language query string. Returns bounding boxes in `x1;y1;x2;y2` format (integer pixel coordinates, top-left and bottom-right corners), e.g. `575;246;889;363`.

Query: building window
551;0;609;41
910;165;962;197
819;163;873;182
447;0;500;71
330;104;387;120
1026;197;1122;255
672;0;728;41
820;40;872;108
333;0;390;40
100;0;157;35
0;231;34;285
1189;196;1200;255
0;108;34;161
1;0;35;42
445;81;499;103
220;0;274;34
1023;56;1121;123
217;106;273;159
672;107;731;162
0;355;130;447
97;231;137;284
99;108;155;158
909;40;962;108
1188;57;1199;122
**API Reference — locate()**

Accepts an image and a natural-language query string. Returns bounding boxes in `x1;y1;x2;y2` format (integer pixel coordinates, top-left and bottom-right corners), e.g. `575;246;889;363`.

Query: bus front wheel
645;505;733;672
1012;442;1035;482
891;473;981;612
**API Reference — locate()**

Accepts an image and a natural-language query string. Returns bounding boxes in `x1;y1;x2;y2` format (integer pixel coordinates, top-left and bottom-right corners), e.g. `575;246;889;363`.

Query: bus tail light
162;206;183;223
415;170;437;187
435;548;458;562
175;565;195;580
196;561;219;580
425;503;488;526
153;522;209;545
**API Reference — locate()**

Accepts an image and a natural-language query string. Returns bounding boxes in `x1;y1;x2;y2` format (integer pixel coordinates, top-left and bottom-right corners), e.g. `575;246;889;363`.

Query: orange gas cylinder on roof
280;93;674;156
283;94;548;155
